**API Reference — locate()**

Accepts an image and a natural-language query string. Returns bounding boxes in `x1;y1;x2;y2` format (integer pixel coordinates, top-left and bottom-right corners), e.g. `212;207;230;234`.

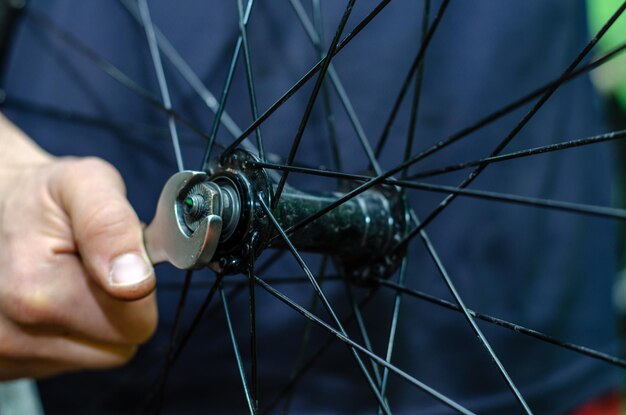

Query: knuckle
68;157;121;183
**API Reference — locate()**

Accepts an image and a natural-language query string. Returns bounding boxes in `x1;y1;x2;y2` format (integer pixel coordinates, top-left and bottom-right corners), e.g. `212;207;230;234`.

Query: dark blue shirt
1;1;620;413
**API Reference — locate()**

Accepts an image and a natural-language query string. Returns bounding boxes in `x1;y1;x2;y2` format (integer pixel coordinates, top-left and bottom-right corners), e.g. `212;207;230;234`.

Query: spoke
221;0;391;157
379;257;408;410
200;0;255;168
250;161;626;224
343;280;383;387
137;0;184;171
380;0;432;385
290;0;380;173
256;277;476;415
258;198;392;415
247;238;259;411
374;0;450;158
379;4;432;403
2;94;200;146
398;181;626;221
409;129;626;179
377;278;626;369
237;0;265;162
281;256;328;415
118;0;244;142
396;1;626;249
170;273;224;365
144;270;194;414
412;128;626;179
25;9;222;149
261;286;378;415
310;0;342;172
401;0;430;179
221;285;256;414
159;275;343;292
413;214;533;413
272;0;357;207
396;40;626;177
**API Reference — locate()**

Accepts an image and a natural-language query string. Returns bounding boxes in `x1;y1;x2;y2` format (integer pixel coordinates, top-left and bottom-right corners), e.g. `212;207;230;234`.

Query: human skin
0;113;158;380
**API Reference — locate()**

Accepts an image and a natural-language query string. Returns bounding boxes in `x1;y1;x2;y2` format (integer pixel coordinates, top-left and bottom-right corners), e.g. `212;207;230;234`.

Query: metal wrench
143;171;222;269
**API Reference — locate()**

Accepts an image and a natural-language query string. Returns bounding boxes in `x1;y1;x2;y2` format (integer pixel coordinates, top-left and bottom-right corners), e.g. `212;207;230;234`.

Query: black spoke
159;275;344;291
378;2;431;400
256;277;476;415
258;198;392;415
377;278;626;369
374;0;450;158
237;0;265;162
379;257;408;409
25;9;222;149
137;0;184;171
310;0;342;172
409;129;626;179
290;0;381;174
201;0;255;168
249;161;626;223
261;286;379;415
401;0;430;178
391;40;626;179
221;285;256;414
343;280;384;387
247;238;259;411
281;256;328;415
220;0;391;157
144;270;194;414
272;0;356;207
118;0;244;142
413;214;532;414
396;1;626;249
170;273;224;365
397;181;626;222
2;94;200;147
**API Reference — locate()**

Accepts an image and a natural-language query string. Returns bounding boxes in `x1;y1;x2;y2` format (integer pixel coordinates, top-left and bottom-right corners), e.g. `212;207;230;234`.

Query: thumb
50;157;156;301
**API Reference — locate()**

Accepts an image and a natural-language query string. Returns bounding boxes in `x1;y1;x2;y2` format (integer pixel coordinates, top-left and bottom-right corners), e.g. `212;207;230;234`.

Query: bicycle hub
205;149;408;280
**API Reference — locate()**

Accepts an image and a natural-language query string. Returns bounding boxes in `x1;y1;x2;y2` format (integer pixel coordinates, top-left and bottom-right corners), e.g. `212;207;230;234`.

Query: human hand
0;115;157;380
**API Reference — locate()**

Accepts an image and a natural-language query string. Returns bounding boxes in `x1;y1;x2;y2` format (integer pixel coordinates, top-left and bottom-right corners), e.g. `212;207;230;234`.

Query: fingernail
109;253;153;286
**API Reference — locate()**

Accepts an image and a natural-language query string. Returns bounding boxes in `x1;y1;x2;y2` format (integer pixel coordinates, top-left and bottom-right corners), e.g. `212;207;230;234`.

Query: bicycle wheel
2;1;626;414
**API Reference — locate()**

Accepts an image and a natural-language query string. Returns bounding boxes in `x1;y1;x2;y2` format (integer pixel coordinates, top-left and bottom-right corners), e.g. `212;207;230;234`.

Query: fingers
0;332;137;380
0;250;157;346
50;254;158;345
49;158;156;301
0;283;140;381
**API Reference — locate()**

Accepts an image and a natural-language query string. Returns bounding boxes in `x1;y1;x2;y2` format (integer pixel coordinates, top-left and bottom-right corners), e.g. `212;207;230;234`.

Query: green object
184;197;194;207
587;0;626;111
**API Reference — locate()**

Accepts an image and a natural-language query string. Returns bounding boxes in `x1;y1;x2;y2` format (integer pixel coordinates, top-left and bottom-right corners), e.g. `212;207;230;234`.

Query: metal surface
144;171;222;269
208;149;273;274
